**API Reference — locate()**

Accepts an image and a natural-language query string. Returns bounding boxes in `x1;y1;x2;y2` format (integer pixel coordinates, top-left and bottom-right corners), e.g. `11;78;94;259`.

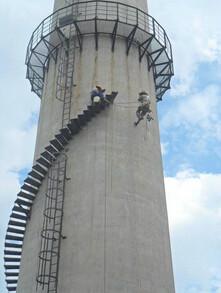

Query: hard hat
93;96;101;103
139;91;148;95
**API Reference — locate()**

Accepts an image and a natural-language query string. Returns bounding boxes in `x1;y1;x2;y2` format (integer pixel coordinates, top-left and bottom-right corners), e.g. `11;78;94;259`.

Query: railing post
152;17;155;36
106;1;107;19
164;33;167;50
117;3;119;20
41;21;44;38
136;8;138;26
95;1;98;17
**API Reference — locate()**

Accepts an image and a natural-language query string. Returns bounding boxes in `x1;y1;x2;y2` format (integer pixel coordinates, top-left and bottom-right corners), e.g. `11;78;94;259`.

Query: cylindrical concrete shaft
53;0;148;12
17;0;175;292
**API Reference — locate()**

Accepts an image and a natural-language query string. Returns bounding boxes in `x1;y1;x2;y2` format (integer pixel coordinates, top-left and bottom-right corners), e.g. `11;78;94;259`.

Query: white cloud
165;169;221;292
149;0;221;96
165;169;221;229
202;38;221;61
160;85;221;156
161;142;168;156
166;169;202;229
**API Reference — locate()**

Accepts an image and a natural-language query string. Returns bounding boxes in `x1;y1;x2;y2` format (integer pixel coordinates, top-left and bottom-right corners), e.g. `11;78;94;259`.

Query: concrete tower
4;1;175;292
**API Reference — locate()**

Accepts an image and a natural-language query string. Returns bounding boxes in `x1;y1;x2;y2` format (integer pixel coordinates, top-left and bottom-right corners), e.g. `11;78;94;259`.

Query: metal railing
26;1;172;60
26;0;174;100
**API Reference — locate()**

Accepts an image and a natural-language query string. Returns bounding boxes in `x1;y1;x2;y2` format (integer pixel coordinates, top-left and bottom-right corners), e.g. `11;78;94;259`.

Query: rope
115;101;138;104
114;104;138;109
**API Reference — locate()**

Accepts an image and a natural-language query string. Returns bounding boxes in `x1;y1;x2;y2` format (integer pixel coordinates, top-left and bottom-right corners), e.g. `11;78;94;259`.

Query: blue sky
0;1;221;292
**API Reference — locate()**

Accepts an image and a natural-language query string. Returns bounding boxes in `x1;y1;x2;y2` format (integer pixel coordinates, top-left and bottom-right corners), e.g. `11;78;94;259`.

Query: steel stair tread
8;220;26;227
28;170;44;181
41;151;54;162
7;286;17;291
4;264;20;270
83;109;92;121
50;139;64;151
111;91;118;99
105;94;112;101
24;177;41;188
67;120;80;134
55;134;68;146
32;164;47;176
21;183;38;195
5;234;24;241
6;279;18;284
17;191;35;201
4;257;21;263
87;105;96;116
77;114;87;126
4;243;22;249
10;212;27;221
67;124;78;135
12;205;29;215
93;103;102;113
69;118;81;131
45;145;60;157
4;250;22;256
15;198;32;208
7;227;25;235
60;128;72;140
5;272;19;277
36;157;51;168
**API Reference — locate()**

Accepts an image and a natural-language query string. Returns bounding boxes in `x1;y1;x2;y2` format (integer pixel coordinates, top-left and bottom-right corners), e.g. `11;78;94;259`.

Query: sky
0;0;221;292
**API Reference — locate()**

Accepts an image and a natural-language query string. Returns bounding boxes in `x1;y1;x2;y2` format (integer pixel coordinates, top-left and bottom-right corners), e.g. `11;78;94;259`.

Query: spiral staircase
4;92;118;292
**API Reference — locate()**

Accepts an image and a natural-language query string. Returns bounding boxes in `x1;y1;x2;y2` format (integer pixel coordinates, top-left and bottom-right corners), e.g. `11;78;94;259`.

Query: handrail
26;0;170;57
25;0;174;100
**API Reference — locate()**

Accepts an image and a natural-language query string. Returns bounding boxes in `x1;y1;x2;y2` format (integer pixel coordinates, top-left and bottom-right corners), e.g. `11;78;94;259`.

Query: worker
91;85;106;105
134;91;153;126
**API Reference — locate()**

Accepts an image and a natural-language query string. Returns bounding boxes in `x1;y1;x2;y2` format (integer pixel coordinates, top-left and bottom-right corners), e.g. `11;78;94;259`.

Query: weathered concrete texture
17;0;175;292
58;37;174;293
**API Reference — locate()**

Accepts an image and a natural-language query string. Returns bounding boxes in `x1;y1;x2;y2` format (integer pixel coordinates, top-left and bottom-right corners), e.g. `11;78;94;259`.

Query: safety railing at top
26;1;172;61
26;0;173;99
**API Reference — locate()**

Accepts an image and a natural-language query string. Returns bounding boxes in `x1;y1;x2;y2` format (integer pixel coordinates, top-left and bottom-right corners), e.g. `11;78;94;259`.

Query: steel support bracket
139;35;154;62
148;47;165;70
94;17;98;50
111;20;119;52
74;22;83;52
56;27;69;53
126;25;138;55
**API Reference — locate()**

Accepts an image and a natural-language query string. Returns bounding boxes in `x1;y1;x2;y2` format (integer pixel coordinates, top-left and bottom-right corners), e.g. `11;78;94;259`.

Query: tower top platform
26;0;174;101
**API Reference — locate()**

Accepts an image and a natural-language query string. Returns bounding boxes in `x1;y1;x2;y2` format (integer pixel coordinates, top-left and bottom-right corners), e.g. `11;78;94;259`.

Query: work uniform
136;94;151;119
134;92;153;126
91;88;105;104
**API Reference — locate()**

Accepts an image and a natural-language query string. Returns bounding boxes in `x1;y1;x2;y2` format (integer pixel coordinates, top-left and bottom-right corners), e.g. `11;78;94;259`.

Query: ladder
36;155;67;293
56;45;67;103
62;29;76;128
56;25;77;128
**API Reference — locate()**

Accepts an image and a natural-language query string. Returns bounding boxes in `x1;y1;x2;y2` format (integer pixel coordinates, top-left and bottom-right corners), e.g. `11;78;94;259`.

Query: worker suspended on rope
134;91;153;126
91;85;106;105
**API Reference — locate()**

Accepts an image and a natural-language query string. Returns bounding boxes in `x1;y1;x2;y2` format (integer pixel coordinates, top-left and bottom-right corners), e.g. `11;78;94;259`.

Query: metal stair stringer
4;92;118;293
